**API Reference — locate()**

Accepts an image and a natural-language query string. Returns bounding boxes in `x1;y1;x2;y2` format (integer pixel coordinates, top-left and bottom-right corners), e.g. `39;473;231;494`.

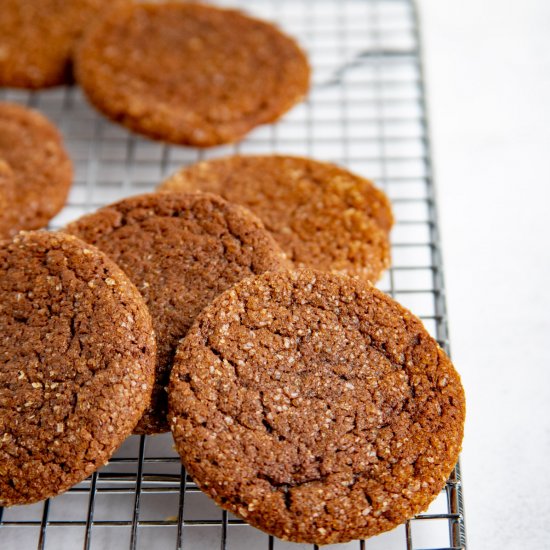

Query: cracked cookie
169;269;465;544
74;2;310;146
65;192;291;434
159;155;392;281
0;0;129;89
0;231;155;506
0;102;72;237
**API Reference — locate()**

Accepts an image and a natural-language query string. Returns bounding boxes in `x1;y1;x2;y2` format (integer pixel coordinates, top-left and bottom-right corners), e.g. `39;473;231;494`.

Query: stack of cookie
0;1;465;546
0;173;464;544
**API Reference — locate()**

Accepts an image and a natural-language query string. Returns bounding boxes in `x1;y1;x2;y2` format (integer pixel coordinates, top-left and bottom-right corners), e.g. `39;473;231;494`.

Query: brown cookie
169;269;465;544
0;0;128;89
74;2;310;146
0;102;73;237
0;231;155;507
159;155;393;281
64;192;291;434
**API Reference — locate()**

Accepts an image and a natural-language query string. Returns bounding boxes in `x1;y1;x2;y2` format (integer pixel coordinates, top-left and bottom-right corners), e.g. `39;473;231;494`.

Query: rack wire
0;0;466;549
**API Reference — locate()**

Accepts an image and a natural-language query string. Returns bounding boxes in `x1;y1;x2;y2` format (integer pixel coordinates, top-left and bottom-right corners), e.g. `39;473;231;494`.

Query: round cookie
159;155;393;281
64;192;291;434
74;3;310;146
0;102;73;236
0;0;129;89
0;231;155;507
169;270;465;544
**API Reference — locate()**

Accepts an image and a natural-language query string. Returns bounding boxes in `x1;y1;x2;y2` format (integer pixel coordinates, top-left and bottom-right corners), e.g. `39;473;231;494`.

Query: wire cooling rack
0;0;466;549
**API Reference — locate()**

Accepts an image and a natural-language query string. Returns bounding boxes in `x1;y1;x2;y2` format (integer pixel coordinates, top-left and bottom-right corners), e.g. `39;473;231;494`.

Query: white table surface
419;1;550;548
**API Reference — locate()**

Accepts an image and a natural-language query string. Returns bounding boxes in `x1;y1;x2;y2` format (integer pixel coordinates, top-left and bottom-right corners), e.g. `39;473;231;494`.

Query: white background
419;1;550;548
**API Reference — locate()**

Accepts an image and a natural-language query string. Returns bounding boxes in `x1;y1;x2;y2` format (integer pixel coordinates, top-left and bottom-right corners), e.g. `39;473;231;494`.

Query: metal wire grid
0;0;466;549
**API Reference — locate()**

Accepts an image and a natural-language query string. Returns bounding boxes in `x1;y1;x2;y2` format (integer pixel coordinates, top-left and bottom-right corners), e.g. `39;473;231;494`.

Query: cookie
64;192;291;434
159;155;393;281
74;2;310;146
0;0;128;89
0;231;155;507
0;102;73;237
169;269;465;544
